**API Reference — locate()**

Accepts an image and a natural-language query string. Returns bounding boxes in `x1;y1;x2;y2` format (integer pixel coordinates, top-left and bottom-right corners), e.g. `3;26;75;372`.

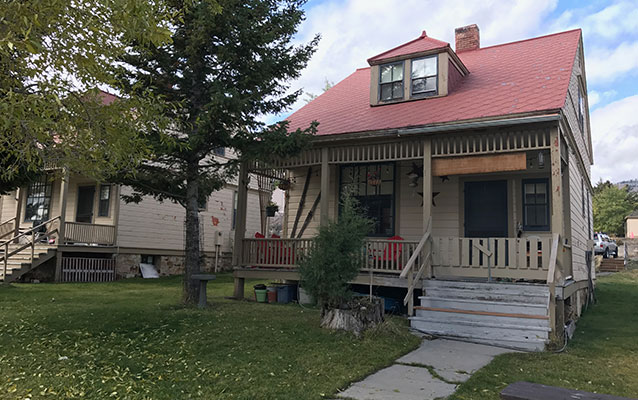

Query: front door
76;186;95;223
464;180;508;237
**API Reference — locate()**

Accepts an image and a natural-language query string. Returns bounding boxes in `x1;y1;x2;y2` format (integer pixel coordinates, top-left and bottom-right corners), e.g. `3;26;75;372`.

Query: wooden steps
409;280;550;352
600;258;625;272
0;245;57;283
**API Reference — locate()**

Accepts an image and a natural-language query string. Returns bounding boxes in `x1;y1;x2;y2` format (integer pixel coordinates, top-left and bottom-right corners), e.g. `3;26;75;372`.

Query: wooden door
464;180;508;237
76;186;95;223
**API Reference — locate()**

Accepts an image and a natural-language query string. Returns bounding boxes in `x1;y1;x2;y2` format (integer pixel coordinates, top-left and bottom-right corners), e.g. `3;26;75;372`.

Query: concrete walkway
337;338;516;400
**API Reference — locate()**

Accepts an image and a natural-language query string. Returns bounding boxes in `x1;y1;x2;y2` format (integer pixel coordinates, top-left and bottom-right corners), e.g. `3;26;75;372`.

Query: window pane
424;57;437;75
525;193;536;204
380;83;392;100
100;185;110;201
534;205;547;226
392;63;403;81
341;167;353;184
412;78;426;94
524;183;535;194
424;76;436;92
411;57;436;79
380;181;393;195
392;82;403;99
380;65;392;83
381;165;393;180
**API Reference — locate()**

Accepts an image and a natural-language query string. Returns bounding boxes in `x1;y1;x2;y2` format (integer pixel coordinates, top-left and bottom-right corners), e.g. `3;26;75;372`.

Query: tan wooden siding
283;166;338;238
0;192;17;222
627;219;638;238
568;154;591;282
562;41;593;176
116;185;263;253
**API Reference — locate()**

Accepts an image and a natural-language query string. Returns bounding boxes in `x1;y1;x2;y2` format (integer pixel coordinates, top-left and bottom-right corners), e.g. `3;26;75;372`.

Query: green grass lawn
0;275;420;399
451;269;638;400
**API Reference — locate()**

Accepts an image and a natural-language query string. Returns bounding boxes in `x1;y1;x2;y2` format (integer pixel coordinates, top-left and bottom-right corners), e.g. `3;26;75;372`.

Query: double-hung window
379;62;404;101
522;179;550;231
340;163;395;236
24;175;52;223
98;185;111;217
411;56;437;97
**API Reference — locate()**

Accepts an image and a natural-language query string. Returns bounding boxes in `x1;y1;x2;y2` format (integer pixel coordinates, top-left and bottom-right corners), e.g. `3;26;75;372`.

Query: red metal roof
367;31;449;63
287;29;581;137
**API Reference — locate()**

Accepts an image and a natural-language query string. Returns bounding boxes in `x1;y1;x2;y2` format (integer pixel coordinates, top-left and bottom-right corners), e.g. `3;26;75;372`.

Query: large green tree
115;0;319;304
0;0;172;192
593;180;638;236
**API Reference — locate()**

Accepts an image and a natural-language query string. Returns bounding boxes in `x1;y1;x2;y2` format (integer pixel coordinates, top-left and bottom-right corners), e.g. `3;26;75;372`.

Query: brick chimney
455;24;480;52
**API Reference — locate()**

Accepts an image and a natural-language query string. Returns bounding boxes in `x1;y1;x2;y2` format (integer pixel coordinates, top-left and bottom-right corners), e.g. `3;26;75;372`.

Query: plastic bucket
255;289;267;303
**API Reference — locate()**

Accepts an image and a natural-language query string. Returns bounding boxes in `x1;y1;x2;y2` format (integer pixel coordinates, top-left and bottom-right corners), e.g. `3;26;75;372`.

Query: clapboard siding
0;193;16;222
568;155;591;281
117;185;263;253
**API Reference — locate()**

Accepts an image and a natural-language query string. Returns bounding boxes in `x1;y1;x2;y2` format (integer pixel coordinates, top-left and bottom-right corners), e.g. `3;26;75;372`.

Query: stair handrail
2;216;60;281
400;219;432;315
399;230;431;279
0;217;17;241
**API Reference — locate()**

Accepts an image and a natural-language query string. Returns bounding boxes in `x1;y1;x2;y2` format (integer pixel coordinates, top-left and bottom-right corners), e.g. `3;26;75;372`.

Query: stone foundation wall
624;238;638;261
115;252;233;279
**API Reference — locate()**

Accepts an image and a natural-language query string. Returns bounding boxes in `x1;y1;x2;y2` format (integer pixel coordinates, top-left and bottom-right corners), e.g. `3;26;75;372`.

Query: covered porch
232;121;571;316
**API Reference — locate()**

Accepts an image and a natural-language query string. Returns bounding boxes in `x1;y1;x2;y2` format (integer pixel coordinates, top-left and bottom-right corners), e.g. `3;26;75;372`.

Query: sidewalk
337;338;516;400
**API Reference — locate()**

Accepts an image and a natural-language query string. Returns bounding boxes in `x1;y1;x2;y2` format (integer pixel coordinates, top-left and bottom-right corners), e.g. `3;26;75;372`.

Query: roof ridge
462;28;582;52
367;33;449;63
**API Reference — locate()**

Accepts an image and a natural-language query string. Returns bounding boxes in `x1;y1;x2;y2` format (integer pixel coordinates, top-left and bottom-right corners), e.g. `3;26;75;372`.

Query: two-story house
230;25;594;351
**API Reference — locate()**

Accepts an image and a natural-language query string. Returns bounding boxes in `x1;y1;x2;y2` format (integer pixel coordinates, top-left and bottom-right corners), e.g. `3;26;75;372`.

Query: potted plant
298;192;383;336
367;170;381;186
277;180;291;191
265;201;279;217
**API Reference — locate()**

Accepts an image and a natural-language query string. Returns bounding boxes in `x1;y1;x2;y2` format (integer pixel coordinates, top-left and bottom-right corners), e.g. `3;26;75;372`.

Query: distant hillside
617;179;638;193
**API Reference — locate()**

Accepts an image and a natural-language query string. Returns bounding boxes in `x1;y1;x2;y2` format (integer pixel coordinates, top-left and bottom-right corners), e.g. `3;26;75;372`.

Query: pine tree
115;0;319;304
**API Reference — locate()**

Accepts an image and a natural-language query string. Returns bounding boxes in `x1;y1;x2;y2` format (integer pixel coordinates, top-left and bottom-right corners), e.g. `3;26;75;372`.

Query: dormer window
411;56;437;97
379;62;404;101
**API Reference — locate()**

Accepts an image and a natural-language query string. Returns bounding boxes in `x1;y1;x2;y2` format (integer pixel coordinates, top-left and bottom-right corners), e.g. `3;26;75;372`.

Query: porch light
538;152;545;169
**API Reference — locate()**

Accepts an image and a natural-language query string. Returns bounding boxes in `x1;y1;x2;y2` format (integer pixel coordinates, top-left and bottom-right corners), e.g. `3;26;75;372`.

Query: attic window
577;80;585;133
411;55;437;96
379;62;404;101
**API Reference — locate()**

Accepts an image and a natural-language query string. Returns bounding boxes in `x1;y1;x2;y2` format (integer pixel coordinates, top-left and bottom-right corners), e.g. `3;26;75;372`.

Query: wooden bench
501;381;637;400
191;274;216;308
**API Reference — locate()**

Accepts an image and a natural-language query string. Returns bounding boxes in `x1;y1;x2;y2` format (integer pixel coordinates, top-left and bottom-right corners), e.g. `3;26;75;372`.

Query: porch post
423;138;432;269
320;147;330;227
55;169;70;282
549;126;564;342
13;188;24;240
232;162;249;298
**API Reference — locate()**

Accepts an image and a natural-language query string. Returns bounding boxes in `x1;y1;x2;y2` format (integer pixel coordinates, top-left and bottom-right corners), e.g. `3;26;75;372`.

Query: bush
298;193;372;311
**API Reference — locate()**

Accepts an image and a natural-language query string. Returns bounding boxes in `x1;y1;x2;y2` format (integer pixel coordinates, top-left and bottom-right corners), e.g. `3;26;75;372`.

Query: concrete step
418;296;548;316
410;316;549;351
414;329;547;352
423;279;550;295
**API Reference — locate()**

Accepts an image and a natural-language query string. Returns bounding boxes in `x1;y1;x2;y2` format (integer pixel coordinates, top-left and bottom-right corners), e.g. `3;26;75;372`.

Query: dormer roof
367;31;449;65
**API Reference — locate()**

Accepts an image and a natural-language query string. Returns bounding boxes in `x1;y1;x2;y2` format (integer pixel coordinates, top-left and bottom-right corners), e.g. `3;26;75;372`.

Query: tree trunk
183;168;201;304
320;297;384;337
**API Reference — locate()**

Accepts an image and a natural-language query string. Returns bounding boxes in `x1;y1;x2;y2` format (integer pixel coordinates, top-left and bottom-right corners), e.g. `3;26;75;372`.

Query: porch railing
240;238;314;268
64;222;116;246
0;217;16;242
431;236;553;280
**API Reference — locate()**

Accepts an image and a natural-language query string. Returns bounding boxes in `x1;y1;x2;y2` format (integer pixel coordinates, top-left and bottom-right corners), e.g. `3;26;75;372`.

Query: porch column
549;126;564;343
320;147;330;227
232;162;249;298
54;169;70;282
423;138;433;264
13;188;24;240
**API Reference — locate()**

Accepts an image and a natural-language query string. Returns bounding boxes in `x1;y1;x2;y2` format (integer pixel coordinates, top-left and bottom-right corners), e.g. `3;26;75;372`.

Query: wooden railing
64;222;116;246
1;216;60;279
400;220;432;315
431;236;553;280
240;238;314;267
360;238;421;273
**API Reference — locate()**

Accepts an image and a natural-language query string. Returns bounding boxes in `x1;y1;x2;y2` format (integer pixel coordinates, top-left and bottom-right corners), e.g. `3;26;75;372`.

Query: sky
269;0;638;185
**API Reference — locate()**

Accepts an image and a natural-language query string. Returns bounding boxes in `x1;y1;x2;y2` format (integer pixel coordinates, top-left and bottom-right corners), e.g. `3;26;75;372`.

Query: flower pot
255;289;267;303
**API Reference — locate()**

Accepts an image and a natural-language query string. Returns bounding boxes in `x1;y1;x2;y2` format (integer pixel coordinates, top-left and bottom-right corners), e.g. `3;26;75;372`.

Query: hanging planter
367;170;381;186
266;202;279;217
277;180;291;191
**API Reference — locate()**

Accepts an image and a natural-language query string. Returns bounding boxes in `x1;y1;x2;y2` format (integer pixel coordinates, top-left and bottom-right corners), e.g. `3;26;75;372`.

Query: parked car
594;233;618;258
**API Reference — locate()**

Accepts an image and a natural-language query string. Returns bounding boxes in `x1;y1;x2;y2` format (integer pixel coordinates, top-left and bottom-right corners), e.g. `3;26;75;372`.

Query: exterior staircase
410;280;551;351
0;243;57;283
599;258;625;272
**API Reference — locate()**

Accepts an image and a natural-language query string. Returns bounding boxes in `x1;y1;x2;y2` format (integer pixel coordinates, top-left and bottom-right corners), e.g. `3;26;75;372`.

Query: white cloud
588;89;617;108
279;0;557;117
585;41;638;84
590;95;638;183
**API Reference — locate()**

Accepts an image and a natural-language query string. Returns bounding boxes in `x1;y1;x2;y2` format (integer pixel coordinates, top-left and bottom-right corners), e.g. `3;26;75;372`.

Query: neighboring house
231;25;594;351
626;211;638;238
0;146;271;282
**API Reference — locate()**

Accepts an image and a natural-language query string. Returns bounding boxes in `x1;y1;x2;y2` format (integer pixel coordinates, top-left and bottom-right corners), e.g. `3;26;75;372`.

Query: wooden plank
529;237;539;269
461;238;471;267
432;152;526;176
500;381;635;400
414;306;549;320
518;239;528;269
